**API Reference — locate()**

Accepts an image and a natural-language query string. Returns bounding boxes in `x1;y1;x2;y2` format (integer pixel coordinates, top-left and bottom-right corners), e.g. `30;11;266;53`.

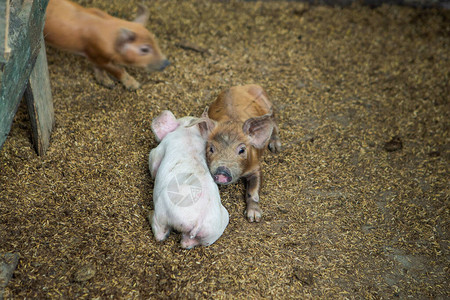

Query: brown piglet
44;0;169;90
200;84;281;222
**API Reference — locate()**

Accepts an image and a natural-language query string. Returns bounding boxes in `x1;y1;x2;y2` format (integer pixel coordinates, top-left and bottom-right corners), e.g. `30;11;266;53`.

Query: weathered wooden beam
0;0;50;153
25;37;54;156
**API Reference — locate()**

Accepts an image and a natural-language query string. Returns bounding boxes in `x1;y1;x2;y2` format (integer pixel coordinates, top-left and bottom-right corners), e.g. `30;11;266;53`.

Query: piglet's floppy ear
115;28;136;53
198;106;217;139
151;110;179;142
201;106;209;118
186;116;217;140
242;114;274;149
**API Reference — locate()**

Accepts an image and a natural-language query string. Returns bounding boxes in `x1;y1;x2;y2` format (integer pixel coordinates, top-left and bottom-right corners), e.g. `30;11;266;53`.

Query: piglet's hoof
94;69;116;89
125;80;140;91
122;74;141;91
98;78;116;89
181;235;200;249
245;206;262;223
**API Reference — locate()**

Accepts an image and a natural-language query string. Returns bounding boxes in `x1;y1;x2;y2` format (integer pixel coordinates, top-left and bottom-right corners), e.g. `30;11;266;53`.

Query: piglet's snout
213;166;233;184
158;59;170;70
147;59;170;72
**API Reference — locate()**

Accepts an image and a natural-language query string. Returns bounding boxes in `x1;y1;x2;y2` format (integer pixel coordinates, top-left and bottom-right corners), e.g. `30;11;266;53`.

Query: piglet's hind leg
180;233;200;249
93;67;116;89
149;212;170;241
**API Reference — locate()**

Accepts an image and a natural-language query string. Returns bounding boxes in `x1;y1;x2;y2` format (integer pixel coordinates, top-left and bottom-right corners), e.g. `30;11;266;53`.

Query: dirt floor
0;0;449;298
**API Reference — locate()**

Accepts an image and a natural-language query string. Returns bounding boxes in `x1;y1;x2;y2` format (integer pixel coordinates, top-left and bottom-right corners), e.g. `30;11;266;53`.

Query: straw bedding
0;0;448;298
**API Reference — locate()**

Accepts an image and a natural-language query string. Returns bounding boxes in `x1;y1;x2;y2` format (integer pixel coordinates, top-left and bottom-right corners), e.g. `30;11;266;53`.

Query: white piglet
148;110;229;249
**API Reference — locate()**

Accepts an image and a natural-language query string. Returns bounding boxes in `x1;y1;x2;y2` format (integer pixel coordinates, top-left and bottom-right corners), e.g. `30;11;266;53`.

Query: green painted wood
0;0;49;153
25;37;54;156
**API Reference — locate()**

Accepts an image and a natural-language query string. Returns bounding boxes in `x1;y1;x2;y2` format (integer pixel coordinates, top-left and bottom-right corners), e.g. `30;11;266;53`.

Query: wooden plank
0;0;49;152
0;0;11;63
0;253;20;300
24;37;54;156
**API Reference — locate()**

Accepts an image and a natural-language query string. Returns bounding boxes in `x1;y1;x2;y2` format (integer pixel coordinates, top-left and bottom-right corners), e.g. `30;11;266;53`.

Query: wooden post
0;0;11;62
24;37;54;156
0;0;52;155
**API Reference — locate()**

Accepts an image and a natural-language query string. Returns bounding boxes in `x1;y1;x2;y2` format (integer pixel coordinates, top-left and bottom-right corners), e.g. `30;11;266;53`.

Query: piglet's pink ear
242;114;274;149
151;110;179;142
198;106;217;139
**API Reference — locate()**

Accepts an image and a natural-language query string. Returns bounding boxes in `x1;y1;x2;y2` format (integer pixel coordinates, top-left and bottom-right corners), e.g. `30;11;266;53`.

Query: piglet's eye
139;45;153;55
238;146;246;155
209;145;215;153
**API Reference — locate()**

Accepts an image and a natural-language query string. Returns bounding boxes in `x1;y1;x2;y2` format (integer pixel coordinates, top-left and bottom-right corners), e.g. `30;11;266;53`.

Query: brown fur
44;0;169;90
202;84;281;222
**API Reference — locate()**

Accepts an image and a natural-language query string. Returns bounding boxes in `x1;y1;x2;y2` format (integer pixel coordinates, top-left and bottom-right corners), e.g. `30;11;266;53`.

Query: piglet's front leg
94;61;140;90
245;170;263;223
120;71;140;91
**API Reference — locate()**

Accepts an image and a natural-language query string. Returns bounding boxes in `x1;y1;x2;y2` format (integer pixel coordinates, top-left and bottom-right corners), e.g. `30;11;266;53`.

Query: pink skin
149;111;229;249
